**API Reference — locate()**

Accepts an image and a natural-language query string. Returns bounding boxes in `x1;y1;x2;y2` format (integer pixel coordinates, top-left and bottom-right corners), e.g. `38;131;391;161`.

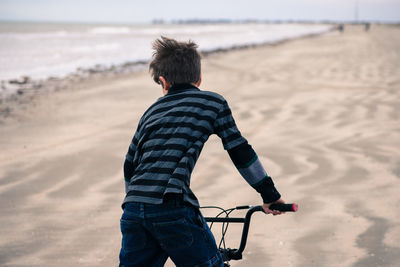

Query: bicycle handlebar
203;203;298;261
270;203;298;212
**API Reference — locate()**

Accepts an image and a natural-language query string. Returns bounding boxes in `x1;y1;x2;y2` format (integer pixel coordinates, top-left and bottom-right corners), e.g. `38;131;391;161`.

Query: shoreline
0;24;337;121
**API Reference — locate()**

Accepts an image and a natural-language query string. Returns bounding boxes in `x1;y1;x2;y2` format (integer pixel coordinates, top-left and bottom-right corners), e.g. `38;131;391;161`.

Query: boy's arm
123;159;135;193
227;142;281;204
214;100;282;207
123;134;139;193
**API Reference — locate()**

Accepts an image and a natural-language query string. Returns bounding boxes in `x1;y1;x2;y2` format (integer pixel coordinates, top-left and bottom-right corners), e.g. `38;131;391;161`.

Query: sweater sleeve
123;131;139;193
213;100;247;150
227;142;281;204
213;99;281;203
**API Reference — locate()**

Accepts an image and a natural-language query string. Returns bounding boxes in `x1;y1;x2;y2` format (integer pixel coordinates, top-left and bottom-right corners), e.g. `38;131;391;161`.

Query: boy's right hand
262;198;286;216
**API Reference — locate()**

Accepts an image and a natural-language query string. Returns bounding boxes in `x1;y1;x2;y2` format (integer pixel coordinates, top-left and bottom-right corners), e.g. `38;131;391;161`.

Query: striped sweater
123;83;280;207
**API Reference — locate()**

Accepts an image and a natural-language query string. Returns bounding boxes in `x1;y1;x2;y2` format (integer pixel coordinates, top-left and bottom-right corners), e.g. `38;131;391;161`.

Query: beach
0;23;399;267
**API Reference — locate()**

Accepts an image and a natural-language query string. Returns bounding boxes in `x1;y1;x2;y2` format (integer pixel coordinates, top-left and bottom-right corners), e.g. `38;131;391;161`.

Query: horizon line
0;18;399;25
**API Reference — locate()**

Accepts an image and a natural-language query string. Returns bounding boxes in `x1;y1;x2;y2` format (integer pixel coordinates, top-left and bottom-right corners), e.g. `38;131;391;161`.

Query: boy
119;36;285;267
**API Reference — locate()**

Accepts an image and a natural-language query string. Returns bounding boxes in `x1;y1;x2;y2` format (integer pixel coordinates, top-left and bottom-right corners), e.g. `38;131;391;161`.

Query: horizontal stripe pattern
123;85;247;207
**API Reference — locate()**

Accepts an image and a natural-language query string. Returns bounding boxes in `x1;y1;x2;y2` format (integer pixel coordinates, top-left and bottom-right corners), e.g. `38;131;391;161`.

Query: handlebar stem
230;205;264;258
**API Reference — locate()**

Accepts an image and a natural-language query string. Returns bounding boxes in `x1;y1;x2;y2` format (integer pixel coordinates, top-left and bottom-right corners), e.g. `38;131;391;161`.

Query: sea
0;21;333;83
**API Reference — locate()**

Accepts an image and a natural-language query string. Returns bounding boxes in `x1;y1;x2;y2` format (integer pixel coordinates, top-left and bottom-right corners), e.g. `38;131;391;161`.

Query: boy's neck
167;83;200;95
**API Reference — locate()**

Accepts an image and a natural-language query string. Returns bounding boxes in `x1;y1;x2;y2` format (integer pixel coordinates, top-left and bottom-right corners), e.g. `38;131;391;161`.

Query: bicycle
200;203;298;267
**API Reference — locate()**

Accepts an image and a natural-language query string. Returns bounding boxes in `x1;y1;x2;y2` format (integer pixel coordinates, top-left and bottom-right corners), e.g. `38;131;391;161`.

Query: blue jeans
119;201;224;267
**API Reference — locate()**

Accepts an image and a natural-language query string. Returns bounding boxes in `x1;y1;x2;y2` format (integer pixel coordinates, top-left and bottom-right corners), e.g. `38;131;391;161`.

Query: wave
88;27;132;35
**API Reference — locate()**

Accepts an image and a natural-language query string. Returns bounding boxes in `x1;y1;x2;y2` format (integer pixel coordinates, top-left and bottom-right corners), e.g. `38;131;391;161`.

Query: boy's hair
149;36;201;85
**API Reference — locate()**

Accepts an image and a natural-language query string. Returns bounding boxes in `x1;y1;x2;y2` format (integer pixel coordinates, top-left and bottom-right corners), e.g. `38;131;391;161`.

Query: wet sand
0;24;400;267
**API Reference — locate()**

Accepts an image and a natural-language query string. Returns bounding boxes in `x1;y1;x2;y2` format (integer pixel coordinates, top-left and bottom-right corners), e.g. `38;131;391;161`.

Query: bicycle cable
200;206;240;250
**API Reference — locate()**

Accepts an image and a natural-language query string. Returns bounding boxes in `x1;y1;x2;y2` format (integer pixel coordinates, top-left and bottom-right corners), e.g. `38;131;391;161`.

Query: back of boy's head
149;36;201;85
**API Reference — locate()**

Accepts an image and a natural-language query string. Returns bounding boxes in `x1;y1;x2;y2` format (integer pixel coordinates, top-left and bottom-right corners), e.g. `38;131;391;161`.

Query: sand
0;24;399;267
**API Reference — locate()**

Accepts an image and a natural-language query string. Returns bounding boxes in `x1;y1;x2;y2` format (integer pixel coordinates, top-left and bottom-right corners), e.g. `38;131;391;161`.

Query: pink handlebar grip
269;203;298;212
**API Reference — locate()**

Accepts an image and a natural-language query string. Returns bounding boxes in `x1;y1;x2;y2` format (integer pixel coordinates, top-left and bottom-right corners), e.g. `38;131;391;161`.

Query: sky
0;0;399;23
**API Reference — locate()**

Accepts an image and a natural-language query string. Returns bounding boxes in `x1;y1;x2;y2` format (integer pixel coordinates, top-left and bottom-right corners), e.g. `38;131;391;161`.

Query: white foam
89;27;132;35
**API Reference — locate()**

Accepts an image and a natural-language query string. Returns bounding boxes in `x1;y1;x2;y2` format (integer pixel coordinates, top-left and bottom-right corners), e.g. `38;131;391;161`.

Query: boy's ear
159;79;165;89
159;76;169;89
159;76;170;95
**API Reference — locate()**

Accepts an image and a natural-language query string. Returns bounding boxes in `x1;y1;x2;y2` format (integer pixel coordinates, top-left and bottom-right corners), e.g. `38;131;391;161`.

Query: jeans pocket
120;219;147;252
152;218;194;250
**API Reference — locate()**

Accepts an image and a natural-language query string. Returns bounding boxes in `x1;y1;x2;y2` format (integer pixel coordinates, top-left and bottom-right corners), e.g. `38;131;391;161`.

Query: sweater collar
167;83;200;95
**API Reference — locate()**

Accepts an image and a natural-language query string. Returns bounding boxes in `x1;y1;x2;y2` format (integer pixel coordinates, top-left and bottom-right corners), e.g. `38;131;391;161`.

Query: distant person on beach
365;23;371;32
119;36;285;267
